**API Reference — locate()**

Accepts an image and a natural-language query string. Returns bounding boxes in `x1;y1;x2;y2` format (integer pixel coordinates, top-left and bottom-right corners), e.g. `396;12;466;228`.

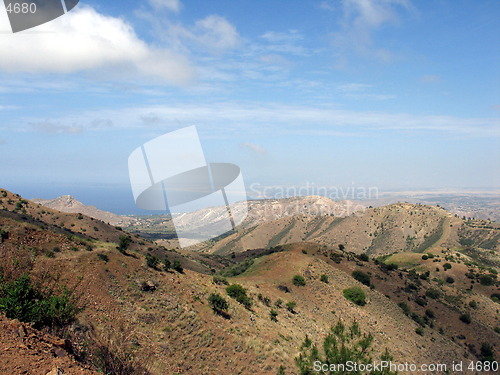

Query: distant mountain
33;195;136;227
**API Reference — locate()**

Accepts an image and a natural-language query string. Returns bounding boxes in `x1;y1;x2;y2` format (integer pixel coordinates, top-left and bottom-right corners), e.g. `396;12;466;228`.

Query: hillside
198;202;499;257
1;188;499;374
33;195;136;227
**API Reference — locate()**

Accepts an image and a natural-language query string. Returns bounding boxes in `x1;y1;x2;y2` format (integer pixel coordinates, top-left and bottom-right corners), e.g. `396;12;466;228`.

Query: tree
145;254;159;269
293;275;306;286
163;257;171;271
208;293;228;314
352;270;371;287
286;301;297;313
295;319;396;375
226;284;252;309
173;259;183;273
117;235;132;254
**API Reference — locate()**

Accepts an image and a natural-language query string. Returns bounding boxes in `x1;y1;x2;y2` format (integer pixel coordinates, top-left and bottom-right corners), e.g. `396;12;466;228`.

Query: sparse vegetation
219;258;254;277
212;275;229;285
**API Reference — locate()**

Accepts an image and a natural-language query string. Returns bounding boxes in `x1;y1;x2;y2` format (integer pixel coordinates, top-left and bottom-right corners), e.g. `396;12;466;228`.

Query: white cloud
9;102;499;138
332;0;413;63
0;5;195;86
31;121;84;134
195;15;241;52
241;142;267;155
148;0;181;12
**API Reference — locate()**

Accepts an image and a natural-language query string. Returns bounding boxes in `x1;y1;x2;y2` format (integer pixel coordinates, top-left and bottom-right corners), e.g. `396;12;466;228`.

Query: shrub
226;284;252;309
358;253;369;262
352;270;371;286
343;287;366;306
117;235;132;254
426;288;441;299
415;296;427;306
145;254;159;269
425;309;435;319
172;259;183;273
163;258;171;271
0;229;9;243
0;274;80;328
212;275;228;285
421;255;429;260
277;285;290;293
320;274;329;283
459;313;472;324
415;327;424;336
208;293;229;314
219;259;254;277
398;302;410;315
285;301;297;313
97;253;109;263
292;275;306;287
443;263;452;270
295;320;396;375
275;299;283;308
270;309;278;322
490;293;500;303
479;275;495;286
469;301;478;309
446;276;455;284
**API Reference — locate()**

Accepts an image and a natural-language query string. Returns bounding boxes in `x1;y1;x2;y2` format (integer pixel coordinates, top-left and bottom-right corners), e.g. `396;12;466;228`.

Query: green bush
97;253;109;262
446;276;455;284
479;275;495;286
226;284;252;309
173;259;183;273
219;259;254;277
459;313;472;324
443;263;452;270
208;293;229;313
295;320;396;375
426;288;442;299
398;302;410;315
163;257;171;271
145;254;159;269
0;274;80;328
212;275;229;285
292;275;306;287
0;229;9;243
343;287;366;306
352;270;371;286
270;309;278;322
320;274;329;283
117;235;132;254
285;301;297;313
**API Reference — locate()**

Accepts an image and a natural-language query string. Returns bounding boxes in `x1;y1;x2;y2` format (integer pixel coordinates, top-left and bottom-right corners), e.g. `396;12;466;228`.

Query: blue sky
0;0;499;214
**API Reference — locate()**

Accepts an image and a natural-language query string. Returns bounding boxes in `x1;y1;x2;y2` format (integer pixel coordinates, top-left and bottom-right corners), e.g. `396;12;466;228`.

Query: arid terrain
1;188;499;374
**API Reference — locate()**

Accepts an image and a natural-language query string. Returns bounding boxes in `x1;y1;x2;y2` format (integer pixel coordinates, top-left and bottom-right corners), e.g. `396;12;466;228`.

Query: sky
0;0;499;214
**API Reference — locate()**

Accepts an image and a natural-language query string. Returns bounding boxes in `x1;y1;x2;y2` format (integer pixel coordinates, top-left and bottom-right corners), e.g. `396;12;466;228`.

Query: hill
1;188;499;374
33;195;136;227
